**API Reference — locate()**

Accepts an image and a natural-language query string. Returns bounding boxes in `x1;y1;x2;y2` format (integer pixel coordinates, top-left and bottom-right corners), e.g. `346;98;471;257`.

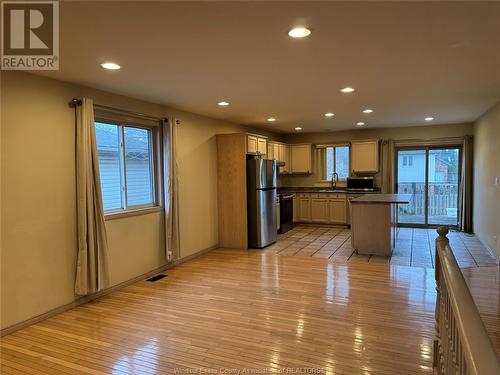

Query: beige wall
473;103;500;257
0;72;245;329
280;123;473;188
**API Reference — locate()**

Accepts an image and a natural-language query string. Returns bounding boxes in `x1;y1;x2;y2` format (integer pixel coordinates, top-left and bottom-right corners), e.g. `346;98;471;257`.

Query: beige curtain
163;118;180;262
75;98;109;295
459;135;473;233
381;139;395;193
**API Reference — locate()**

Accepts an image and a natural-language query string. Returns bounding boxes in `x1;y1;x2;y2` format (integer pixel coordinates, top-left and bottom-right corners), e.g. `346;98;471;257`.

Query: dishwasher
279;193;294;234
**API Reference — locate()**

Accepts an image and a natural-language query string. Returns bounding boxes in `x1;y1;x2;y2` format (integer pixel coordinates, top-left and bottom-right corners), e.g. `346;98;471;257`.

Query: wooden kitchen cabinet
290;144;312;174
329;199;347;224
351;140;379;173
293;192;348;225
257;137;267;155
311;198;330;223
273;143;280;160
297;195;311;222
246;134;267;155
278;144;290;174
247;135;258;154
267;143;274;159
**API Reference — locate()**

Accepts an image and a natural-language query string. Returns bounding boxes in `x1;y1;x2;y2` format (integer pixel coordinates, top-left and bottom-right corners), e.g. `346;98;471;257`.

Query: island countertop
351;193;412;204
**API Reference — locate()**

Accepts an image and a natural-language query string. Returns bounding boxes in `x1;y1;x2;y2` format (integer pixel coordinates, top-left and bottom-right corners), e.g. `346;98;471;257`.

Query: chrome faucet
331;172;338;189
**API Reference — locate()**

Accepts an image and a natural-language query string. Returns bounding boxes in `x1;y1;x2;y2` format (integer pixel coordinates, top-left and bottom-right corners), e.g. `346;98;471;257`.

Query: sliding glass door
396;149;427;225
396;147;461;227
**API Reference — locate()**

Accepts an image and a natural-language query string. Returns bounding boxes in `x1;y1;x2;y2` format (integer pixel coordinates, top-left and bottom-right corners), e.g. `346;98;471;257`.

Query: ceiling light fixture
288;27;311;38
324;112;335;117
340;87;355;93
295;127;302;131
100;62;121;70
356;122;365;126
363;109;373;114
267;118;276;122
218;101;230;106
425;117;434;121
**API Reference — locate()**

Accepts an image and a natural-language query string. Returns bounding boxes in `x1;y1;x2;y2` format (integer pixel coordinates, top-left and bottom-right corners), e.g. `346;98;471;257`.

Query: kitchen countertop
278;187;381;194
350;193;412;204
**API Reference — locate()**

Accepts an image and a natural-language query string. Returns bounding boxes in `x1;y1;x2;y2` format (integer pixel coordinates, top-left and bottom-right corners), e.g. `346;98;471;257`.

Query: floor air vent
146;274;167;282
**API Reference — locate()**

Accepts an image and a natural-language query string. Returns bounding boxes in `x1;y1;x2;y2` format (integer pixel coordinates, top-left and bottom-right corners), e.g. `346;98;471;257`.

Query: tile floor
260;224;498;269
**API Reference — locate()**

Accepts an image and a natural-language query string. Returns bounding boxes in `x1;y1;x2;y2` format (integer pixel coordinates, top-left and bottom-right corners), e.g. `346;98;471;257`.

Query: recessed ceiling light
100;62;120;70
340;87;355;93
425;117;434;121
218;101;230;106
324;112;335;117
288;27;311;38
295;127;302;131
356;122;365;126
363;109;373;114
267;118;276;122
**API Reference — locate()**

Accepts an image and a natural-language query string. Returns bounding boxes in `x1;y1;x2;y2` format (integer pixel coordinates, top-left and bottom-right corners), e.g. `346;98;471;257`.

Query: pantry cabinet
351;140;379;173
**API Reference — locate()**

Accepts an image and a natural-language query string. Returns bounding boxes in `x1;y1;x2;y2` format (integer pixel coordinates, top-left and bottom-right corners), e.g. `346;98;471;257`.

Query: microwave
347;177;375;191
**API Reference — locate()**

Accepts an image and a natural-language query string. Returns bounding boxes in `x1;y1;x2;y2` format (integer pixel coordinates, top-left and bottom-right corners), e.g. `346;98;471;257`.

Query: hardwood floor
1;250;437;374
264;225;498;269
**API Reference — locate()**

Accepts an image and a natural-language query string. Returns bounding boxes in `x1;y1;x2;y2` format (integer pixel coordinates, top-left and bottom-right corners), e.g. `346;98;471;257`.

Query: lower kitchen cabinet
298;197;311;222
294;193;347;224
311;198;330;223
329;199;347;224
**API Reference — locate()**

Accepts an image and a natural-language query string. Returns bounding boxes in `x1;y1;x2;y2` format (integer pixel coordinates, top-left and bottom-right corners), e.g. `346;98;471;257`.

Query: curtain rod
69;98;165;122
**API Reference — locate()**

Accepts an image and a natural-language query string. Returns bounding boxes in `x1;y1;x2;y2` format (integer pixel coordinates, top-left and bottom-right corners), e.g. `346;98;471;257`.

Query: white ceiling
38;1;500;133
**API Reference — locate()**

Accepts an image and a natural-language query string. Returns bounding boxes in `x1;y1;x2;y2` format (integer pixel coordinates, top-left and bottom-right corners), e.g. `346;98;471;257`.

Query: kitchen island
351;194;411;256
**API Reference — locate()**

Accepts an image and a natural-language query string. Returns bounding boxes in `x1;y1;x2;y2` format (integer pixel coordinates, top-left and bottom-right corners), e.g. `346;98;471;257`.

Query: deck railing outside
398;183;458;216
397;183;458;225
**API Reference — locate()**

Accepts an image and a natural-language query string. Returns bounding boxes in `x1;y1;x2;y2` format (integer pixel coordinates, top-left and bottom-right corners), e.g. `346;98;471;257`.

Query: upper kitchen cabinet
267;142;290;174
351;140;379;173
289;144;312;174
278;144;289;172
246;134;267;155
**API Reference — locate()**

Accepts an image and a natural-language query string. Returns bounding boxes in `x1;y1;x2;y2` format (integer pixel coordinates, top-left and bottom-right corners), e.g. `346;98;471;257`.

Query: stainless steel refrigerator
247;158;277;248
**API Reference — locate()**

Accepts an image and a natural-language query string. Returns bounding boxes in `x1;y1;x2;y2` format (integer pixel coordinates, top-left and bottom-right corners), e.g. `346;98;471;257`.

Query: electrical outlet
495;176;499;187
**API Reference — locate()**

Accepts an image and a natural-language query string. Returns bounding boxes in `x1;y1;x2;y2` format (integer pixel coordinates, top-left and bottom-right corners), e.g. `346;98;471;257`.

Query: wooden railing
433;227;500;374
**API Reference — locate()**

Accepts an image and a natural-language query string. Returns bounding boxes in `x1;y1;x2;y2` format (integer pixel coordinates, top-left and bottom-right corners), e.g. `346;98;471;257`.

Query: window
323;145;350;180
402;155;413;168
95;121;158;212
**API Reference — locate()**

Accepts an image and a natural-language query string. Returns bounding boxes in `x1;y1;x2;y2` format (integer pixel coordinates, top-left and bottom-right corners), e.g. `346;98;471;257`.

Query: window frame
94;117;162;219
319;145;351;181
